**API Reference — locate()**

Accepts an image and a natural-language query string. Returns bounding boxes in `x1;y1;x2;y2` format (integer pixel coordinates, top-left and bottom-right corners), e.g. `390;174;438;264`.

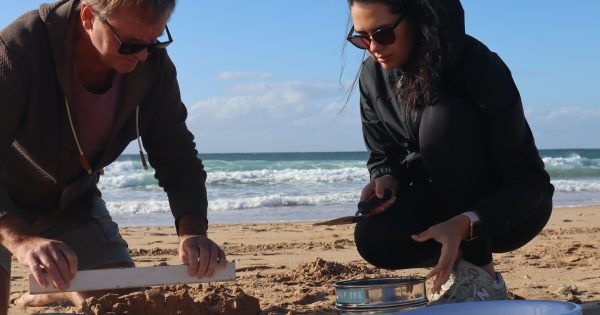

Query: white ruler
29;262;236;294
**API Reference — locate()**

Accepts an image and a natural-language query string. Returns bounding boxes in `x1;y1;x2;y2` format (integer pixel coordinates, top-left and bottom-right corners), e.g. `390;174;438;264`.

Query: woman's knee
354;223;395;269
354;220;440;269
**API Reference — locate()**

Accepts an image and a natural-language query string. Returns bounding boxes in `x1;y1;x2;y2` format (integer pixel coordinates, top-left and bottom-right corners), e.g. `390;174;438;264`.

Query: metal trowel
313;190;393;226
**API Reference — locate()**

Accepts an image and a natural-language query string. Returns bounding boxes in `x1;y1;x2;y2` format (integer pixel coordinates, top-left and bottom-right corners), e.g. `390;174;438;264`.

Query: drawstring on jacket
136;106;148;170
64;98;148;174
64;97;92;175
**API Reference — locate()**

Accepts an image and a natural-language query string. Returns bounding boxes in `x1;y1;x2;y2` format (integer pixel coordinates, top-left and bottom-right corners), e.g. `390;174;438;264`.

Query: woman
346;0;554;304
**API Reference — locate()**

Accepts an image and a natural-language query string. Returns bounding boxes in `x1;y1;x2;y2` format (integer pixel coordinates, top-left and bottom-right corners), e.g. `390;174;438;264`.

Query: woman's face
350;2;414;70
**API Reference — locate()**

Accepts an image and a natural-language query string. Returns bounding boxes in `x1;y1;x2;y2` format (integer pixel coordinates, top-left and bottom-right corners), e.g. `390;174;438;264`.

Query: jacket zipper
11;140;58;184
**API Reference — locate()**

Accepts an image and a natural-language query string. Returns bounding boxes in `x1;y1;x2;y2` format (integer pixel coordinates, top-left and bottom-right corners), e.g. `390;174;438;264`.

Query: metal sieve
334;277;428;313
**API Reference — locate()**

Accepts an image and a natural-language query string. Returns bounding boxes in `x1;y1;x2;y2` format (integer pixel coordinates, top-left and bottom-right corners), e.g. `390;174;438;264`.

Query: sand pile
278;257;376;284
239;258;402;314
81;284;260;315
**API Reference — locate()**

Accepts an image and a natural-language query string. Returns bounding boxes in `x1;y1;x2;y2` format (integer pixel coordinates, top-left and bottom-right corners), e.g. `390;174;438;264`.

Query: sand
7;205;600;314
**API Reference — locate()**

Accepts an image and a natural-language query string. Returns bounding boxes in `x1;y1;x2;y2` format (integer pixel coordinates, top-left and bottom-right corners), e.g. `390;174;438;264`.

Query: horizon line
119;147;600;155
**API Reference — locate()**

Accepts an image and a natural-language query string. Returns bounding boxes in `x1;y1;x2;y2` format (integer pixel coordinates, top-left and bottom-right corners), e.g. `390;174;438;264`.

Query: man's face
82;4;170;73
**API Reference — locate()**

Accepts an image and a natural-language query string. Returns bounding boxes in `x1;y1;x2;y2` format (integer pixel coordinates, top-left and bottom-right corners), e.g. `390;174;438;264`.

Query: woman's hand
360;175;399;215
411;214;470;293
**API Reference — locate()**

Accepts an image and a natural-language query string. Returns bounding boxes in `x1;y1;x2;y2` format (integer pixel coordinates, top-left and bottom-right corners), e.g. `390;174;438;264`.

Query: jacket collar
39;0;77;100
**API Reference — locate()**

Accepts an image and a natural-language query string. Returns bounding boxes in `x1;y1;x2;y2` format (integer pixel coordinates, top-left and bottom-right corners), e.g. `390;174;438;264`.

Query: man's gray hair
82;0;176;20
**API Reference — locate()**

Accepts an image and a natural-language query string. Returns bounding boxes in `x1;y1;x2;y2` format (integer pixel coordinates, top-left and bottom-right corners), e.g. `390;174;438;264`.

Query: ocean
98;149;600;227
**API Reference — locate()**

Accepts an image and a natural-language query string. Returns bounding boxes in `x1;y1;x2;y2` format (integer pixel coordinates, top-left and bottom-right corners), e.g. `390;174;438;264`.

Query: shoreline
9;204;600;314
109;203;600;228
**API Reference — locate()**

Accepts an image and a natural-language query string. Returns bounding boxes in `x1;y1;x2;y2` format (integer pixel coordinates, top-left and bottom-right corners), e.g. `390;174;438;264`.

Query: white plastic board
29;262;236;294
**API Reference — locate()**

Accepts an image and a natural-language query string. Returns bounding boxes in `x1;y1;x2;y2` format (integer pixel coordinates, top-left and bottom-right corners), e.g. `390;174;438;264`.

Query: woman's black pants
354;96;552;269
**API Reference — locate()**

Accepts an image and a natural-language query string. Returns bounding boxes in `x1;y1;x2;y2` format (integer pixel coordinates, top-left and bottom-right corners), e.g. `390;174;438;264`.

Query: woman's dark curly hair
348;0;460;109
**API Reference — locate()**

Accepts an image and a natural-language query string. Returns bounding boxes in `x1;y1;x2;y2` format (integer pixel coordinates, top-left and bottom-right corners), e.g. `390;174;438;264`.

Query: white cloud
186;77;361;152
189;81;346;123
231;82;268;93
525;106;600;148
215;71;273;81
526;106;600;122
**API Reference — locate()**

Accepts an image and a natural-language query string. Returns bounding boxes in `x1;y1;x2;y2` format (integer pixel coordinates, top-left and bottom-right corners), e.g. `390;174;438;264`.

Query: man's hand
411;214;470;293
360;175;399;215
178;234;226;278
176;214;226;278
0;213;77;291
11;236;77;291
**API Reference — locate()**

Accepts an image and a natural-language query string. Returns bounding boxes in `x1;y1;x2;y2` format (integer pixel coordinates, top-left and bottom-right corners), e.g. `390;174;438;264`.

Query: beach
7;204;600;314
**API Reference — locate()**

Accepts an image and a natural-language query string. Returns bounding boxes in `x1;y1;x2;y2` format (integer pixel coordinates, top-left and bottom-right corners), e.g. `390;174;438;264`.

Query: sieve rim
334;276;426;289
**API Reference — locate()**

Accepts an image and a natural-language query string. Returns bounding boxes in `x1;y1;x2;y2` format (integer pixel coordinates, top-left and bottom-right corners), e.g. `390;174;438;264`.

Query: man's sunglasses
102;18;173;55
346;16;404;50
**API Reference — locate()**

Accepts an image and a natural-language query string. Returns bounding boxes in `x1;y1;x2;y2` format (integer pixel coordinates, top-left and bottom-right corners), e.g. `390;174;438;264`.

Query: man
0;0;225;312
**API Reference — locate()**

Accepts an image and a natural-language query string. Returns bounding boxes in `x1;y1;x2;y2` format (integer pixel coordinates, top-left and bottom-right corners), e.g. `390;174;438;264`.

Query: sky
2;1;599;153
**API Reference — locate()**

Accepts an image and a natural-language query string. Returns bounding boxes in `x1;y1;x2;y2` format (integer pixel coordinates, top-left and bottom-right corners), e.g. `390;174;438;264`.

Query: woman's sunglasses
103;19;173;55
346;16;404;50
